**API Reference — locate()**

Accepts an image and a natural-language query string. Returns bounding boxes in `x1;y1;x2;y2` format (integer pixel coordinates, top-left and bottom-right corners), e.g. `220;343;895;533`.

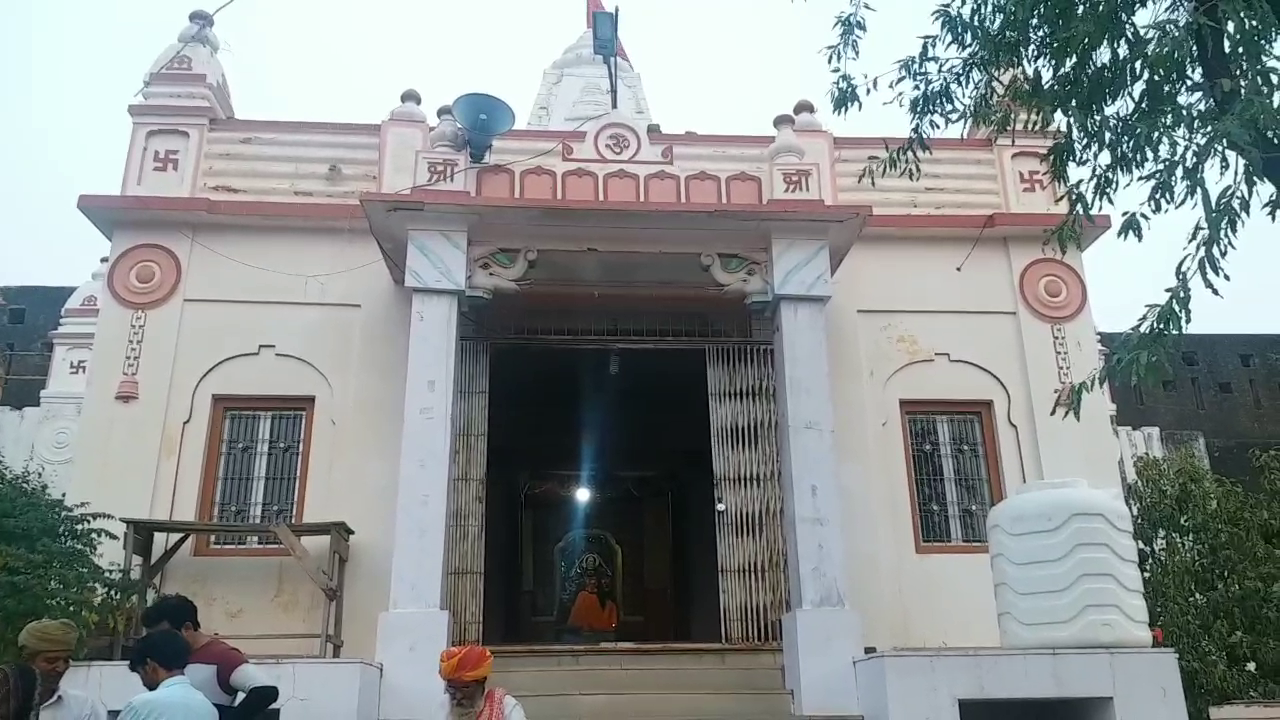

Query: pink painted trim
505;129;589;141
592;123;643;162
643;170;681;203
649;133;773;145
188;116;997;150
602;169;641;202
561;168;601;202
211;119;382;133
476;165;517;199
371;190;872;219
834;136;993;149
78;194;366;219
1018;257;1088;322
683;171;723;204
79;194;1110;235
518;166;559;200
128;104;219;118
724;172;764;205
107;243;183;310
865;213;1111;230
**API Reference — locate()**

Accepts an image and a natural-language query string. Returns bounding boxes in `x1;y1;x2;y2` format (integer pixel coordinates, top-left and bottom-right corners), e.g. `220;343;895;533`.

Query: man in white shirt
17;619;108;720
119;629;218;720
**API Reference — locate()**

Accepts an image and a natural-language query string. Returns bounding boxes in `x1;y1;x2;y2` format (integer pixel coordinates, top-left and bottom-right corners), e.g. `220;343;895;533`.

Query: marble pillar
770;234;863;717
376;228;469;720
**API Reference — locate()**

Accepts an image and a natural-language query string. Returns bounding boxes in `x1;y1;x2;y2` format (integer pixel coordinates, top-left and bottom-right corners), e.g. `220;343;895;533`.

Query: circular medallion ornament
108;244;182;310
1018;257;1087;322
592;123;642;162
34;415;77;465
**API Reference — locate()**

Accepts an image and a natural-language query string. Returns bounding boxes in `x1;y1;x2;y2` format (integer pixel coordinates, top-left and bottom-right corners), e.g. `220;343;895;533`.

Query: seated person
566;572;618;634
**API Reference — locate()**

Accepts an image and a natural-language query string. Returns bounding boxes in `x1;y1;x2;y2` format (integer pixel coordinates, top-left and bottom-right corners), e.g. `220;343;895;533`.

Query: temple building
57;6;1189;720
0;259;104;493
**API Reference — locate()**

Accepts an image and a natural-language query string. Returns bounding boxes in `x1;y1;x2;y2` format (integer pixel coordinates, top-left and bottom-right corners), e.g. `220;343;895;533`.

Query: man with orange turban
438;646;526;720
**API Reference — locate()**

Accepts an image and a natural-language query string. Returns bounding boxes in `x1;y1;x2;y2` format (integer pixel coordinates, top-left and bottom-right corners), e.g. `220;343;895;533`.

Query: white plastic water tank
987;478;1151;649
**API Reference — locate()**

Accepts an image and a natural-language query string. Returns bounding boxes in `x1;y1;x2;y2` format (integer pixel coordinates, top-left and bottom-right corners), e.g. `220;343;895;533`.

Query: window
1161;380;1178;393
4;307;25;325
1250;379;1263;410
901;402;1004;552
197;397;314;554
1191;377;1207;410
1181;351;1200;367
1218;382;1235;394
1240;353;1258;368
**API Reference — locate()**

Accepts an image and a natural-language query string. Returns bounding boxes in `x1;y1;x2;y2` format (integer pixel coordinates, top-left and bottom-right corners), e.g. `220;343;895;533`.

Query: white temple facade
53;5;1191;720
0;259;106;494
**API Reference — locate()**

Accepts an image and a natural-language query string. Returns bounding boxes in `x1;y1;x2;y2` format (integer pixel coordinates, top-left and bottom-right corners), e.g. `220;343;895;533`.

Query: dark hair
1;663;38;720
140;594;201;632
128;630;191;673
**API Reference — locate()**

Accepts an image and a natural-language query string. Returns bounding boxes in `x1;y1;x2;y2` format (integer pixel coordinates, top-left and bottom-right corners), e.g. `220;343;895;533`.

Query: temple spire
586;0;629;63
525;2;652;129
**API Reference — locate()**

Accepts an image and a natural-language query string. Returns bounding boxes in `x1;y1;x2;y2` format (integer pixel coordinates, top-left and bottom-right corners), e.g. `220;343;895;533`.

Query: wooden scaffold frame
112;519;353;660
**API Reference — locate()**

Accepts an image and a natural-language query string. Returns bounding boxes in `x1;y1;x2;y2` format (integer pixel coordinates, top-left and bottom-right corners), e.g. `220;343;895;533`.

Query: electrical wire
134;0;242;98
177;213;381;279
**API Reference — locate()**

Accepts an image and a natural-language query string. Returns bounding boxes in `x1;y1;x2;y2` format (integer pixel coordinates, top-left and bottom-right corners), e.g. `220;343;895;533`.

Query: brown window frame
899;400;1005;555
194;396;316;557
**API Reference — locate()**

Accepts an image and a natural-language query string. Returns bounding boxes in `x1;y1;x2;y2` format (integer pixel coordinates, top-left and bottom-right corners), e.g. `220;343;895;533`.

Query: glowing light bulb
574;486;592;503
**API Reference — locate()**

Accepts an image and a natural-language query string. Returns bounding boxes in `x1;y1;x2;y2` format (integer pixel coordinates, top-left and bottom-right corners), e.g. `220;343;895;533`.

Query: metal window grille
905;411;994;545
211;408;307;547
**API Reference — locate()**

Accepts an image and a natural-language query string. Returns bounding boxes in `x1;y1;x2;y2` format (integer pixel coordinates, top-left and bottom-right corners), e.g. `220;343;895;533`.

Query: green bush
0;460;118;661
1132;451;1280;718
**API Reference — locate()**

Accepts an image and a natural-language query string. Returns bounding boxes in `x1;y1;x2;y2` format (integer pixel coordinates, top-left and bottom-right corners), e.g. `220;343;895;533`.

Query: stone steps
514;690;794;719
490;646;795;719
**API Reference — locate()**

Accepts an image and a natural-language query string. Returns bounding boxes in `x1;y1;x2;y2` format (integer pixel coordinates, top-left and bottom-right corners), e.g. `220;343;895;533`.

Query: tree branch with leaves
822;0;1280;414
0;461;123;661
1129;451;1280;718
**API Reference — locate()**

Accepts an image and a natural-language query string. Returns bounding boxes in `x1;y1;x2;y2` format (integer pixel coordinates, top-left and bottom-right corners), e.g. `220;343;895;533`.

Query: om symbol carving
604;132;632;156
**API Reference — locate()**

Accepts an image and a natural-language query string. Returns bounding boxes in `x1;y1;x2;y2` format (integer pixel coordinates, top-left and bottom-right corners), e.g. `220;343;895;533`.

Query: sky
1;0;1275;333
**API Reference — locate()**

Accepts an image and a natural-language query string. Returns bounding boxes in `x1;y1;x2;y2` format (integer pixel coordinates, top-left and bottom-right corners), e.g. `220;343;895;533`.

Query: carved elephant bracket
466;248;539;299
700;251;772;302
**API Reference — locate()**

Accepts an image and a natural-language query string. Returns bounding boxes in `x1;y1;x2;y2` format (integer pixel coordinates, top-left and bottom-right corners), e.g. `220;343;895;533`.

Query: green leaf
0;460;139;662
818;0;1280;419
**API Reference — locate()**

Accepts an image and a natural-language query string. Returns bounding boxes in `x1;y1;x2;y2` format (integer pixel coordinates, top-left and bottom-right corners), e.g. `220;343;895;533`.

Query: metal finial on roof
188;9;215;29
177;9;220;51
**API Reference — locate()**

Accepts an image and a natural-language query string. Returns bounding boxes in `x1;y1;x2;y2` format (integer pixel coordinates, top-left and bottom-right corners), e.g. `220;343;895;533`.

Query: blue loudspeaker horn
452;93;516;164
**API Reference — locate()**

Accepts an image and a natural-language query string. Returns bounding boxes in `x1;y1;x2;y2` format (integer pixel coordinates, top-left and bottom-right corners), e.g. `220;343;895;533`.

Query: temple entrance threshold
442;305;789;649
486;344;719;645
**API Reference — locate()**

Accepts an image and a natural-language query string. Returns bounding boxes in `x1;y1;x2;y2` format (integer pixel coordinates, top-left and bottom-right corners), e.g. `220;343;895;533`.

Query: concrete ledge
853;647;1188;720
1211;703;1280;720
63;658;381;720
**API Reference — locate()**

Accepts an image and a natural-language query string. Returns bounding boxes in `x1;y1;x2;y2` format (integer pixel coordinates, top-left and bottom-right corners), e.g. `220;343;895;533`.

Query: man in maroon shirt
140;595;279;720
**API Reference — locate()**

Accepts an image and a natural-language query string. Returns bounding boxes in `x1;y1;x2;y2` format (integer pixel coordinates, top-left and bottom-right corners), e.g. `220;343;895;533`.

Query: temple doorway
442;301;789;649
480;344;720;645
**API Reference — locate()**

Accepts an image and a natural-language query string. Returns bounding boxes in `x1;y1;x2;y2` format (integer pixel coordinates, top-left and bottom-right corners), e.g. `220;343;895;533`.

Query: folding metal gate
705;344;789;644
444;339;490;645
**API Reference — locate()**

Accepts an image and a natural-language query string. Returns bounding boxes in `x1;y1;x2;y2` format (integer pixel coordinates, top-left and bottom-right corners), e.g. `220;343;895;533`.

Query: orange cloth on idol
567;592;618;633
439;645;493;683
